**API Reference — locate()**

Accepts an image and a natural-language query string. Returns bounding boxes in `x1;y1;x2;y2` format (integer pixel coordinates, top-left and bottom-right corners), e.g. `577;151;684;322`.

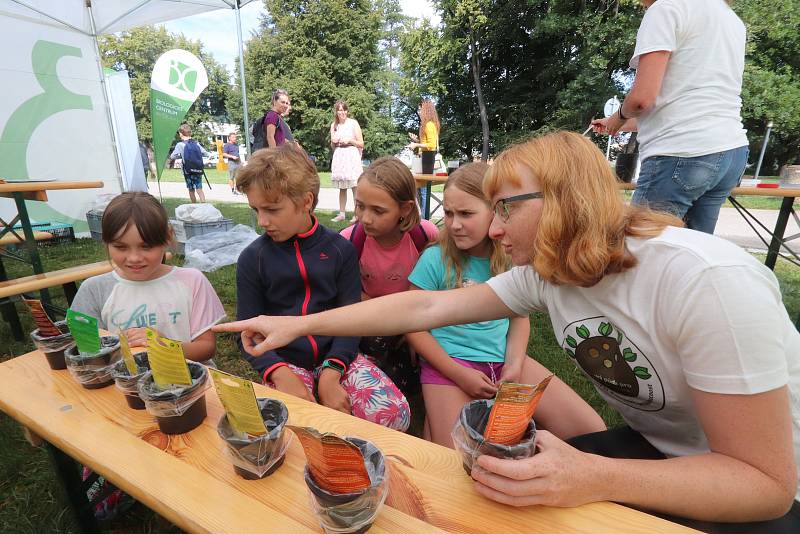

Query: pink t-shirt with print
340;219;439;298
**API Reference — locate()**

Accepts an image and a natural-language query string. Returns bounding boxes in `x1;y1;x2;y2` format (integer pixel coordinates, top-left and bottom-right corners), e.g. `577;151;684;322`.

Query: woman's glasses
493;192;543;222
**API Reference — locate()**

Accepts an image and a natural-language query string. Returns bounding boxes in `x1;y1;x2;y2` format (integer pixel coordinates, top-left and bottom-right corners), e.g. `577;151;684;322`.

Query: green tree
98;26;231;146
734;0;800;171
234;0;406;165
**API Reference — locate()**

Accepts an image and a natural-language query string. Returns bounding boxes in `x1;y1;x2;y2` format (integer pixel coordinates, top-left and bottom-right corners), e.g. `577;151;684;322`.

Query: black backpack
182;139;205;175
252;113;283;151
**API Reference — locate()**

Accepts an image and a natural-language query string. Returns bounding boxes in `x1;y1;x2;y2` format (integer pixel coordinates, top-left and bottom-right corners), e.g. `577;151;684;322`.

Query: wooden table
414;174;448;220
0;180;104;336
620;183;800;271
0;350;693;533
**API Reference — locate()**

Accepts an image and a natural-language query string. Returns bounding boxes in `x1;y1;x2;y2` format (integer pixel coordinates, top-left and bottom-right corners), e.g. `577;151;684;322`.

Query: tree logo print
562;317;664;411
168;60;198;93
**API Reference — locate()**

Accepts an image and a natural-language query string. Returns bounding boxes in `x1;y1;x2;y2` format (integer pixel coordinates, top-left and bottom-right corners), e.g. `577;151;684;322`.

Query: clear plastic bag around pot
217;398;292;478
137;362;209;417
111;352;150;395
452;399;537;475
30;320;75;353
304;437;389;534
64;336;122;387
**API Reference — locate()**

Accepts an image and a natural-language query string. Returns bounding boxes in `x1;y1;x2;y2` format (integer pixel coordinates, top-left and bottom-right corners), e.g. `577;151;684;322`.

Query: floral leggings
267;354;410;432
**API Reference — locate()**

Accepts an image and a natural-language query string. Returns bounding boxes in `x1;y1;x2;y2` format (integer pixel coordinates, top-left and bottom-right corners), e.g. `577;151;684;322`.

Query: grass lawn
1;197;798;532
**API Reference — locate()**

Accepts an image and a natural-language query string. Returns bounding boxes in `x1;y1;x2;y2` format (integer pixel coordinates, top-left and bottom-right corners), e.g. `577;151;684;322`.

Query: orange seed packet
24;299;62;337
483;375;553;446
289;426;371;494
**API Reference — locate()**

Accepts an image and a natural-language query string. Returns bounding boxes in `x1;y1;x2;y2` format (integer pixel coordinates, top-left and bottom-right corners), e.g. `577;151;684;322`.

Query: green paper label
66;309;101;354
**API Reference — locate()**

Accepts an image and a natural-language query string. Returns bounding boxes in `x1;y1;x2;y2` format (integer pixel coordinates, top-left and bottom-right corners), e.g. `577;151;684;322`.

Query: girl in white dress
330;100;364;222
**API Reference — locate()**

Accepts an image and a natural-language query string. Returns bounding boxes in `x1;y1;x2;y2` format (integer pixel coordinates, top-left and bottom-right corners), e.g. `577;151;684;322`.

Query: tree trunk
470;39;490;161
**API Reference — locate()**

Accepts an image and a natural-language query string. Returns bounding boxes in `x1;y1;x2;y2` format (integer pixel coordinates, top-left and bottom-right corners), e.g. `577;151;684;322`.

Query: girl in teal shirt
407;163;604;447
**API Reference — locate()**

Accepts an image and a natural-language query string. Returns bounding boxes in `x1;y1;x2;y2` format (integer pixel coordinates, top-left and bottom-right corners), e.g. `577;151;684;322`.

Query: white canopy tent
0;0;257;231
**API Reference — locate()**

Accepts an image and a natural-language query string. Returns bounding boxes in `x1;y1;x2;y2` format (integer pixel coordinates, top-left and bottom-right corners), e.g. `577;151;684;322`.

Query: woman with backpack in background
251;89;290;152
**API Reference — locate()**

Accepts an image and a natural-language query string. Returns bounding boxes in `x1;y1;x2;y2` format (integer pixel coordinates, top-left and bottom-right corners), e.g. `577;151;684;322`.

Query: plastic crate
86;210;103;241
170;218;234;254
9;222;75;247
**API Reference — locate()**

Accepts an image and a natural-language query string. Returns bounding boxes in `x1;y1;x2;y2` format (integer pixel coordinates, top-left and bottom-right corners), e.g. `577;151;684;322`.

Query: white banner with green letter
150;49;208;179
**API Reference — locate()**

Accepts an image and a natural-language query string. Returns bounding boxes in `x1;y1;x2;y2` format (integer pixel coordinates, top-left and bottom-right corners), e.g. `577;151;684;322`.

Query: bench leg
0;298;24;341
45;442;101;534
0;256;24;341
63;282;78;306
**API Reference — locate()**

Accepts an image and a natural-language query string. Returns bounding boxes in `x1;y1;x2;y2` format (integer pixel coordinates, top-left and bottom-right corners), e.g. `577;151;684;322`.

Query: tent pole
86;0;125;193
234;0;252;159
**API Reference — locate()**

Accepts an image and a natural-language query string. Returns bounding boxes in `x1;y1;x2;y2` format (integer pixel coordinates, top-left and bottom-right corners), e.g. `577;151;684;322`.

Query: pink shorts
420;357;504;386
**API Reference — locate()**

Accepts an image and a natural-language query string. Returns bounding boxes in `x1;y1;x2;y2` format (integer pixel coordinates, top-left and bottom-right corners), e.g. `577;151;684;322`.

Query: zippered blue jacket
235;216;361;382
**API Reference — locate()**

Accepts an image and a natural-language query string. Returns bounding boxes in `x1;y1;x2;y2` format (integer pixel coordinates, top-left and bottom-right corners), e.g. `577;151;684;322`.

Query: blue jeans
632;146;749;234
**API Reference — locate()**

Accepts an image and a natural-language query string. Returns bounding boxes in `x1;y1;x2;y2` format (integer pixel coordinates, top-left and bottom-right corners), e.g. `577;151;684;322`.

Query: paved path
149;180;798;255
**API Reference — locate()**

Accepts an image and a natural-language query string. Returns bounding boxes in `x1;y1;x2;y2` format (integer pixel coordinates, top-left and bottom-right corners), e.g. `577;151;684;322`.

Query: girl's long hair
439;163;509;288
332;100;348;126
483;131;683;287
357;157;420;232
418;99;440;141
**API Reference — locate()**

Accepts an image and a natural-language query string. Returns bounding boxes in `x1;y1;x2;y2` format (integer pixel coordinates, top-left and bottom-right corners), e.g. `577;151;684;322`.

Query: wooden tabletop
0;351;695;533
618;182;800;198
0;180;105;193
414;174;449;188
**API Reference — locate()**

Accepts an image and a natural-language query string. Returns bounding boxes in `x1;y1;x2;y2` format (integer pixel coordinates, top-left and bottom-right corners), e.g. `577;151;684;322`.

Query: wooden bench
0;261;112;341
0;230;53;248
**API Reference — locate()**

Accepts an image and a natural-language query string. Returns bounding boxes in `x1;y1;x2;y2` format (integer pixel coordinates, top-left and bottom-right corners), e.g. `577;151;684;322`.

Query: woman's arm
499;315;529;383
352;120;364;150
592;51;670;136
473;386;797;521
182;329;216;362
330;123;338;150
213;284;515;356
266;122;278;148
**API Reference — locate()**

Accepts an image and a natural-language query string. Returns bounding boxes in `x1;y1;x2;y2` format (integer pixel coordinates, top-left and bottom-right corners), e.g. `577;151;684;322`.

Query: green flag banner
150;49;208;179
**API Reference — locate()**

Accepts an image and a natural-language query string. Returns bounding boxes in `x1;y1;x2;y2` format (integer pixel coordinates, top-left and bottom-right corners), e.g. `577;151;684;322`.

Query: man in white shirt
593;0;749;234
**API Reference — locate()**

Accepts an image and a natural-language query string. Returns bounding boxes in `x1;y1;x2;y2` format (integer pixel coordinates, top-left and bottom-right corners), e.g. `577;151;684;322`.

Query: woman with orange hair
407;98;440;175
215;131;799;530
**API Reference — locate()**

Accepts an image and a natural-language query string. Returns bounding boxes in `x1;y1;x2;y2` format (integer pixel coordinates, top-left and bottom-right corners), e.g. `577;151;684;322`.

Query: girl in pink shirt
340;157;437;394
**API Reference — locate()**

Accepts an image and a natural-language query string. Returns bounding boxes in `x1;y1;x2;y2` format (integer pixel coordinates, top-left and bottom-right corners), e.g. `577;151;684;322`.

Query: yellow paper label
145;328;192;388
209;368;266;436
119;334;138;375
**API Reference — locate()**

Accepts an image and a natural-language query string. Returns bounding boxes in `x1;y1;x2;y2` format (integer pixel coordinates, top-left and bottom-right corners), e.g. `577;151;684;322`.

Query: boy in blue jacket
234;145;409;431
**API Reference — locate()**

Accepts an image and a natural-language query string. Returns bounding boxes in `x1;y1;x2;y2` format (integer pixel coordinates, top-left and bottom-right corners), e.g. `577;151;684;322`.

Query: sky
162;0;440;77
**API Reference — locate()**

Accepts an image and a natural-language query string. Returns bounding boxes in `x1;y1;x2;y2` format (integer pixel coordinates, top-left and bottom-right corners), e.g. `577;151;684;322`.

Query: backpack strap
348;223;367;259
409;223;430;253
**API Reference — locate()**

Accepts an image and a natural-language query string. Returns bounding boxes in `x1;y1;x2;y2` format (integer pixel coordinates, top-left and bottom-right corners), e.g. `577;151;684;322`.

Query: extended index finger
212;318;256;333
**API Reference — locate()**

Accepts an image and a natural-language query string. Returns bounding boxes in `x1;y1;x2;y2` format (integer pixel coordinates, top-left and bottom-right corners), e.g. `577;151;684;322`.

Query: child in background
407;163;605;447
340;157;438;396
70;191;225;520
234;145;410;431
71;191;225;362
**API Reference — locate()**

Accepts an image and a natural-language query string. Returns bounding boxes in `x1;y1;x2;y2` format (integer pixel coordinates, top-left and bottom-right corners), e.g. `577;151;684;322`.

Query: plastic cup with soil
217;398;291;480
64;336;122;389
111;353;150;410
30;320;75;370
304;437;389;534
138;362;209;435
452;399;537;476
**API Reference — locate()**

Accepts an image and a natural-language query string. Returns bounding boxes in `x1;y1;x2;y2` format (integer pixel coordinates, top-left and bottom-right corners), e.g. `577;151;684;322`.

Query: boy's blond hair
236;145;320;210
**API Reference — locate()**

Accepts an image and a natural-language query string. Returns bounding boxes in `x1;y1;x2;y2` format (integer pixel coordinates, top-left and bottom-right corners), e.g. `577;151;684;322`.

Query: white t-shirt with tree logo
487;226;800;500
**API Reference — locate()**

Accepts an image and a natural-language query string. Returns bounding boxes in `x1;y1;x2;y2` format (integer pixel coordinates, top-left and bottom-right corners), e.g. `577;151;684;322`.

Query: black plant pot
64;336;121;389
218;398;290;480
138;362;208;435
304;437;387;534
456;399;537;475
112;353;150;410
30;321;74;370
